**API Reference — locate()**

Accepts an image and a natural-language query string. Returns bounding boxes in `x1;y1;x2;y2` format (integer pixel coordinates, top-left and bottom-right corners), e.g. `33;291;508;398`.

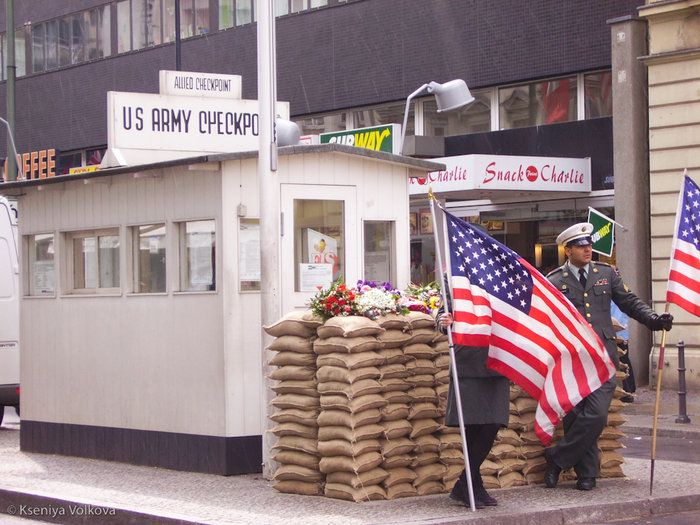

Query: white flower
356;288;397;314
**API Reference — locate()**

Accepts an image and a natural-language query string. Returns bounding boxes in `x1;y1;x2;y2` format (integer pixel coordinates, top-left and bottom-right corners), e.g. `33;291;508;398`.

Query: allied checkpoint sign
102;70;289;167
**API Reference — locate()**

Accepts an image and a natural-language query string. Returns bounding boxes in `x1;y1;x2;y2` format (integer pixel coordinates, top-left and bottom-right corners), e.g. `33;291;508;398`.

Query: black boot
449;472;485;509
474;485;498;506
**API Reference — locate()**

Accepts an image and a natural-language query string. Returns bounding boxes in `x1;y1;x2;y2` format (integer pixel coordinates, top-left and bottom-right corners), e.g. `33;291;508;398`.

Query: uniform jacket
546;262;656;368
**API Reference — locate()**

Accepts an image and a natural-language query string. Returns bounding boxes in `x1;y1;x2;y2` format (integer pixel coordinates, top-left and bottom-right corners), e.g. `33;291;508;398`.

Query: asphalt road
621;434;700;464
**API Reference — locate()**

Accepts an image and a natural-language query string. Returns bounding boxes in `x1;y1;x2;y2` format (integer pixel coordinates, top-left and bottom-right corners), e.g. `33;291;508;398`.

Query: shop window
27;233;55;296
178;219;215;291
132;224;166;293
293;113;347;136
584;71;612;119
352;102;411;136
499;76;577;130
55;152;82;175
423;89;491;137
294;200;344;292
238;218;260;291
67;229;120;293
86;147;106;166
363;221;395;285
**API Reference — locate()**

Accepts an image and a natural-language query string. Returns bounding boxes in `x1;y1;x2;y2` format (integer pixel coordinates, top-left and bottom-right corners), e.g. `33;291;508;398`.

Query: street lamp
399;79;475;155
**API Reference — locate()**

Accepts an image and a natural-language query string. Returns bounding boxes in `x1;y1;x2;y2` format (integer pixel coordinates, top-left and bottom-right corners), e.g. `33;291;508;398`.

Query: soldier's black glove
647;312;673;331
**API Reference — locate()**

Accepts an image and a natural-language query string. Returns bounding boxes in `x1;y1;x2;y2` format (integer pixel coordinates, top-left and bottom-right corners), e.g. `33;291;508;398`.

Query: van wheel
0;406;4;426
14;405;19;417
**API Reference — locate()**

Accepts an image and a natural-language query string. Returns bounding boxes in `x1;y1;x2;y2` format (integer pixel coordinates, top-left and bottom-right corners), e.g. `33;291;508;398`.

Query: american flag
666;175;700;317
442;209;615;445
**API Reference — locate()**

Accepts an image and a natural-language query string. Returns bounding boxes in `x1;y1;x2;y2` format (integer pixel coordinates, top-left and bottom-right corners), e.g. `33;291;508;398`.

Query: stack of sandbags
313;316;389;501
403;312;447;496
265;310;324;496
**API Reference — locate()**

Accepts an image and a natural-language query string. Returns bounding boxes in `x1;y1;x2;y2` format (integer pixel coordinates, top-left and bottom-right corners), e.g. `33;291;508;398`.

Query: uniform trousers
549;376;616;478
458;423;501;488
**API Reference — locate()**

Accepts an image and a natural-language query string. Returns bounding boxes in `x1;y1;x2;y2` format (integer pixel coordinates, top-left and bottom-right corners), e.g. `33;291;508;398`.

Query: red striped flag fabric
442;209;615;445
666;175;700;317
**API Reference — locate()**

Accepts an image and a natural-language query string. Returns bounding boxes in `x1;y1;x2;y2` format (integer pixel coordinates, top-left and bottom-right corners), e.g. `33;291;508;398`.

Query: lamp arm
0;116;23;179
399;83;430;155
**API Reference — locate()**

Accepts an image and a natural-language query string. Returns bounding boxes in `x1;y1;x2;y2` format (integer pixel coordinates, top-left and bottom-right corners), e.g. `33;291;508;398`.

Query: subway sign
320;124;400;154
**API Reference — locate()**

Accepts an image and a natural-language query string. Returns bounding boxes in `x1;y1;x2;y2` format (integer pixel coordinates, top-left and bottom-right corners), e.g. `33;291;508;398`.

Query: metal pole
429;189;476;512
675;340;690;424
175;0;181;70
5;0;18;181
257;0;280;480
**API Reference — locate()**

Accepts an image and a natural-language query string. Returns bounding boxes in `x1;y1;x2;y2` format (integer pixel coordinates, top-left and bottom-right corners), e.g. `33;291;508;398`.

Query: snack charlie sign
410;154;592;195
102;70;290;167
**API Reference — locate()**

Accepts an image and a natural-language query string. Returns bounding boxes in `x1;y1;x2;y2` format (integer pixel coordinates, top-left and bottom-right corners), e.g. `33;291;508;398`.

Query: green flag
587;207;615;257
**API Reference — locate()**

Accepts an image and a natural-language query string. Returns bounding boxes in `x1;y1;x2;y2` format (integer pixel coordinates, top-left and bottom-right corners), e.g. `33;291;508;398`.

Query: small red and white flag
442;208;615;445
666;175;700;317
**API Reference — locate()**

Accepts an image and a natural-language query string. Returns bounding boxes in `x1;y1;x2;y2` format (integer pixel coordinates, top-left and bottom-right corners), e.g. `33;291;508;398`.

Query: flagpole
428;187;476;512
650;302;670;495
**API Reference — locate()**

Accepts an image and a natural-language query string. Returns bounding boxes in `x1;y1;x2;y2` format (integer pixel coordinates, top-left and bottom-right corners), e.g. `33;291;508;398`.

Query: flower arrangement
308;280;359;320
403;281;442;313
309;279;442;320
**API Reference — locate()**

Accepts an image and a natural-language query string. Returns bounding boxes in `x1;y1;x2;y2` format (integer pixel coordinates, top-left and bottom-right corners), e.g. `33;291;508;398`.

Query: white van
0;195;19;425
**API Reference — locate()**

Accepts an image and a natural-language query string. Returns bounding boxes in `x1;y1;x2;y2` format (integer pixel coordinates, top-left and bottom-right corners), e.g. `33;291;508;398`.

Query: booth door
281;184;358;313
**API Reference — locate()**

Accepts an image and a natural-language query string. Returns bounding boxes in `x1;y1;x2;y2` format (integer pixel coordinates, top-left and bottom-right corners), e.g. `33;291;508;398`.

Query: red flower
338;284;346;292
338;298;346;306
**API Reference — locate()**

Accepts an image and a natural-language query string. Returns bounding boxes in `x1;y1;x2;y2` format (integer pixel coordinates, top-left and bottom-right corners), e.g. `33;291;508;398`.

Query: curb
0;489;199;525
0;488;699;525
621;425;700;440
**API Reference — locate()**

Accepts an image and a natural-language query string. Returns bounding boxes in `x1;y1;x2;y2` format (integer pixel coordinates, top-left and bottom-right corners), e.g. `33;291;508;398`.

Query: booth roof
0;143;446;191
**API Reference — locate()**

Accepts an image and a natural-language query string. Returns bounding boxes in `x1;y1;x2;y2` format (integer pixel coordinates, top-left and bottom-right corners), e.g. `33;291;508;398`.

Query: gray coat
435;306;510;427
546;262;657;369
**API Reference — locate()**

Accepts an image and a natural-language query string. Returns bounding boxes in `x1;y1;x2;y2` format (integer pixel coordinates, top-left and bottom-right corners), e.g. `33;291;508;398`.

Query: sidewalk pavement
0;387;697;525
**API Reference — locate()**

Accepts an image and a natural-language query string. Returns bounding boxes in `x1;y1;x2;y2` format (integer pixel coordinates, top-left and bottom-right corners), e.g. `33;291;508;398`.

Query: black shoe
544;448;562;488
449;479;485;509
475;486;498;506
576;477;596;491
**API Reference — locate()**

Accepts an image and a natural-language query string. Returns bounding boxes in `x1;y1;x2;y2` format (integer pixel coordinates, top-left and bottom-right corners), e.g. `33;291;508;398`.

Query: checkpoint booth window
178;219;216;292
293;198;345;292
26;233;55;296
63;228;120;294
131;223;167;294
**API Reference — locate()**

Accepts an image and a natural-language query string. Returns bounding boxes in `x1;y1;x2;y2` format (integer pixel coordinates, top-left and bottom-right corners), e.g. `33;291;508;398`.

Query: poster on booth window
306;228;338;278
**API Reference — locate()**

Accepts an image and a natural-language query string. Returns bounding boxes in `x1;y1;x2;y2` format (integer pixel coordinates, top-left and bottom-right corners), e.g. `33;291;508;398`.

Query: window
220;0;254;29
1;29;27;79
423;89;491;137
363;221;395;285
133;224;166;293
27;234;55;296
499;77;577;130
294;199;344;292
56;151;83;175
352;102;411;135
294;113;347;136
584;71;613;119
238;218;260;291
68;229;120;292
179;220;215;291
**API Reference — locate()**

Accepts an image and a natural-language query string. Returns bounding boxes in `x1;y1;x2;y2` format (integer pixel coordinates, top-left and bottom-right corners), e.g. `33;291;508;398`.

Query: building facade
2;0;695;398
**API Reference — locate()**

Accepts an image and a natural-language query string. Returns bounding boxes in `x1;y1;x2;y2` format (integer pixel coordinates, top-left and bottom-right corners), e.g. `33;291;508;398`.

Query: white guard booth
0;136;442;475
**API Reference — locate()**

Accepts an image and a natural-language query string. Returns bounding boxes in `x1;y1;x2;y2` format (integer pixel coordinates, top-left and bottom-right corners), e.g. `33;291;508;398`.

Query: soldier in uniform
543;222;673;491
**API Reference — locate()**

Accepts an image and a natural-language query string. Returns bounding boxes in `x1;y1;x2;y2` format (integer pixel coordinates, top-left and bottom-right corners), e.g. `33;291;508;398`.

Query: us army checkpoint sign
587;207;615;257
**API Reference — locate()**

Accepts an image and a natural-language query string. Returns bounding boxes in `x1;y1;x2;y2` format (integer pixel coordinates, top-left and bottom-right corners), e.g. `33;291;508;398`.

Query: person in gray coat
544;222;673;491
436;301;510;509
